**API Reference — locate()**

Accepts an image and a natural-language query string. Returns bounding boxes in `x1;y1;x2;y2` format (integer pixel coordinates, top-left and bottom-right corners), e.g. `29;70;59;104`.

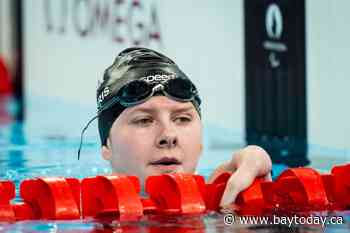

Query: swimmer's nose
157;135;178;149
156;123;178;149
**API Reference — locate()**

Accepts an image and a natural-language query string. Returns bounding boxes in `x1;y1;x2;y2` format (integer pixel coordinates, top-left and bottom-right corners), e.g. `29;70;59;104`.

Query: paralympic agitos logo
43;0;162;46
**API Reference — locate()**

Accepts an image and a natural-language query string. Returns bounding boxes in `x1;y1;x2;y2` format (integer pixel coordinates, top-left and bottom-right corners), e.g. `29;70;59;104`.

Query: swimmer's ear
101;139;112;161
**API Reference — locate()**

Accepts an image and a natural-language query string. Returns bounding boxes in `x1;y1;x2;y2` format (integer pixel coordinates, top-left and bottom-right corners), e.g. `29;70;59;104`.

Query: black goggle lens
119;80;151;103
165;78;196;100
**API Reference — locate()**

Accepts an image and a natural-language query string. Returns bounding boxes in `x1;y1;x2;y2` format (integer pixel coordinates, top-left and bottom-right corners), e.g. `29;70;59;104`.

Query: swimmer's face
101;96;203;184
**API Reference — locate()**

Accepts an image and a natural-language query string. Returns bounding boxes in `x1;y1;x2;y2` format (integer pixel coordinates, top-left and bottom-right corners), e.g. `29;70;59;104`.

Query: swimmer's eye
132;117;154;126
174;115;192;124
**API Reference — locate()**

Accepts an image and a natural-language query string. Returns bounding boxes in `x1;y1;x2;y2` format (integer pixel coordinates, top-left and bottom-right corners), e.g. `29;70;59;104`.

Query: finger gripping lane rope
1;164;350;221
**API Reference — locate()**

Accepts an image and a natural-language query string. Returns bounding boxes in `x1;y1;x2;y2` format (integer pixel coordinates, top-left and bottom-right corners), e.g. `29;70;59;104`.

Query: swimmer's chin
148;165;184;175
160;169;179;174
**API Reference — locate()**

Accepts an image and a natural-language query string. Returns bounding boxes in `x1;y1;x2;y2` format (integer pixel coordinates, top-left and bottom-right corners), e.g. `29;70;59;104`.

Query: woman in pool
96;47;272;209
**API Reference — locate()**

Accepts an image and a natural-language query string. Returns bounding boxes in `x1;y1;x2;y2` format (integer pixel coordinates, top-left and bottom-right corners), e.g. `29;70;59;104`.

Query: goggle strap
77;114;99;160
98;96;121;114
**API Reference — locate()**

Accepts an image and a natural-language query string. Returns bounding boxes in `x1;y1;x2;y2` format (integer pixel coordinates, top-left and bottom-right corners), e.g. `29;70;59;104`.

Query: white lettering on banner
43;0;162;47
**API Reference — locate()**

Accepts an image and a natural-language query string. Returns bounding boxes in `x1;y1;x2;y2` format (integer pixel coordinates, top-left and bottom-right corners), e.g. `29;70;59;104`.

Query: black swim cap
97;47;201;146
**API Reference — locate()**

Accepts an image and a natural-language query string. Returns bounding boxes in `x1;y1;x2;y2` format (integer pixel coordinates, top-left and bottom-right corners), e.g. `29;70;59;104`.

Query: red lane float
0;181;15;221
0;163;349;221
146;174;206;214
204;172;231;211
81;175;143;220
20;177;80;220
320;164;350;210
261;168;329;212
331;164;350;207
236;177;269;215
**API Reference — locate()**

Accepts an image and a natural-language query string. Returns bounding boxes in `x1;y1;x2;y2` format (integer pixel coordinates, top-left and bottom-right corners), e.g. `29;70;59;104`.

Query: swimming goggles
98;78;201;114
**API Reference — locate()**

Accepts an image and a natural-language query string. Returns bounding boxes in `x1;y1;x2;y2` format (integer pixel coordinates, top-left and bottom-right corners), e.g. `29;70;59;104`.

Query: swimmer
95;47;272;210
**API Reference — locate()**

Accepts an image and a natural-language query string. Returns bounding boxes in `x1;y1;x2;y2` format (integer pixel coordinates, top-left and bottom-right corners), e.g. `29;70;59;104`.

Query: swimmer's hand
207;145;272;211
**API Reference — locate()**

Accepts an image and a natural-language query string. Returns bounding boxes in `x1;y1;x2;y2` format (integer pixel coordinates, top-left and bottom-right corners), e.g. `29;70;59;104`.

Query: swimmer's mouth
150;158;181;166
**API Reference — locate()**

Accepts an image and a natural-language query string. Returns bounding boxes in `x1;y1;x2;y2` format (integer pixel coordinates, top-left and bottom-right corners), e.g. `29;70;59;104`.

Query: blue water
0;98;349;232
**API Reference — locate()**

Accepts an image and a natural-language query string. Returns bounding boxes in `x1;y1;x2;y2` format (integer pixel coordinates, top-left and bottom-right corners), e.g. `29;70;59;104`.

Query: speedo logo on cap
140;74;176;84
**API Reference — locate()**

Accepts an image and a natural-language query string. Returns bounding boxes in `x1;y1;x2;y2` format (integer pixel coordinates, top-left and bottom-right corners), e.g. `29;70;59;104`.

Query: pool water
0;99;349;232
0;214;348;232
